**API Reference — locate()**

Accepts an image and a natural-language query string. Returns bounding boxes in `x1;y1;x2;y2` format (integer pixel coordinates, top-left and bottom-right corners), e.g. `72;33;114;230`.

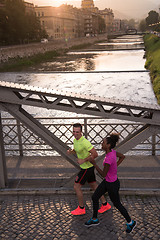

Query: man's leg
74;182;84;207
89;181;111;213
71;182;86;215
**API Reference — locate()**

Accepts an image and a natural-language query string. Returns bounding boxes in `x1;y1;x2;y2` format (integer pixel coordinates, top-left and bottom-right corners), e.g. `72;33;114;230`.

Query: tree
5;0;26;44
128;19;136;29
98;15;106;34
0;0;47;45
25;13;48;42
0;8;8;44
146;10;159;28
139;19;147;32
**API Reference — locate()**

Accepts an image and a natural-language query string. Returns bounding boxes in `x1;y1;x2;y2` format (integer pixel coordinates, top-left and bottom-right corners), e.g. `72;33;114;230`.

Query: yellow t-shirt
73;136;94;169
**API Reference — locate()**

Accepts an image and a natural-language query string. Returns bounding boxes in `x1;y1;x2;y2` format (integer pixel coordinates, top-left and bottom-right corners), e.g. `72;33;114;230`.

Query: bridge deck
5;155;160;192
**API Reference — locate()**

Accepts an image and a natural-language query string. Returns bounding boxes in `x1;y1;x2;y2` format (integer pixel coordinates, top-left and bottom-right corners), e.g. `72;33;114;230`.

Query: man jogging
67;123;111;215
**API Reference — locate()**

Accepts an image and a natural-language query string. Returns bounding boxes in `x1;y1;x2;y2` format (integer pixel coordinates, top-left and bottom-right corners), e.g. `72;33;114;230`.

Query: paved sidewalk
0;194;160;240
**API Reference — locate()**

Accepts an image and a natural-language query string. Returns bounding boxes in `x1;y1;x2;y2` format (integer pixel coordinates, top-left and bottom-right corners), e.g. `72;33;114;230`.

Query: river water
0;34;158;118
1;34;159;156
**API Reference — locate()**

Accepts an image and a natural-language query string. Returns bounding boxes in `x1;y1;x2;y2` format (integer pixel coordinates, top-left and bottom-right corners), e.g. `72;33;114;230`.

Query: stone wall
0;35;107;63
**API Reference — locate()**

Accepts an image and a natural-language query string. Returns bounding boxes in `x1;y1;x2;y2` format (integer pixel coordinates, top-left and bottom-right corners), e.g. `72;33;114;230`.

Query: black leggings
92;179;131;222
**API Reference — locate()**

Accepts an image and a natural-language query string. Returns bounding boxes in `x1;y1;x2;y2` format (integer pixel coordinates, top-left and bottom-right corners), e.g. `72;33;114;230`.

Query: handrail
0;81;160;126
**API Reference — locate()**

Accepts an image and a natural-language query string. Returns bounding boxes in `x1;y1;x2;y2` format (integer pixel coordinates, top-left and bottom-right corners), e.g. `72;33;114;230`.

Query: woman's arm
89;159;110;178
116;151;125;166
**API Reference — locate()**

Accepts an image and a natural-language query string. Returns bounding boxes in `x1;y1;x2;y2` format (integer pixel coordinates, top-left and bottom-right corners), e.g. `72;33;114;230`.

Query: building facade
24;1;35;14
34;0;115;39
81;0;99;36
99;8;114;33
0;1;35;14
81;0;94;9
112;19;121;32
35;5;85;40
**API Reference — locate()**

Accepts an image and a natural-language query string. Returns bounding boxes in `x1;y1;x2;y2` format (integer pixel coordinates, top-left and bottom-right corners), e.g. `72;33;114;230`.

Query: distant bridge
0;81;160;187
126;29;138;35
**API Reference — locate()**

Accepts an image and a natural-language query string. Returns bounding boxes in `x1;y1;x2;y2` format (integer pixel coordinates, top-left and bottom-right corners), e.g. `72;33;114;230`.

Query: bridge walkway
2;155;160;195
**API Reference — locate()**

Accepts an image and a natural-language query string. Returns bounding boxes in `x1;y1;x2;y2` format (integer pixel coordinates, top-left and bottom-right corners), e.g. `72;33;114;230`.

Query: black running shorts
75;166;96;185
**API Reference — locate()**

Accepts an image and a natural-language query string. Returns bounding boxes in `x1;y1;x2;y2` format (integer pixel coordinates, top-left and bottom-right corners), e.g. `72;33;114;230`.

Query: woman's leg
108;179;131;222
92;179;107;218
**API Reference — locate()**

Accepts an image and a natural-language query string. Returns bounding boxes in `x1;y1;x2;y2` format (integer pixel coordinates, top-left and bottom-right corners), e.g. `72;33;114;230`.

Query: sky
28;0;160;19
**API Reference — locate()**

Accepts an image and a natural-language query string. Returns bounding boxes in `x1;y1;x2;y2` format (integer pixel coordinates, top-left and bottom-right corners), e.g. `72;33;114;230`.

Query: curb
0;187;160;196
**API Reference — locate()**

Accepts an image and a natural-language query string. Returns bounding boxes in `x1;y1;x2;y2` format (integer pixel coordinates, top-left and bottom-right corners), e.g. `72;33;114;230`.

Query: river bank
144;33;160;104
0;34;108;72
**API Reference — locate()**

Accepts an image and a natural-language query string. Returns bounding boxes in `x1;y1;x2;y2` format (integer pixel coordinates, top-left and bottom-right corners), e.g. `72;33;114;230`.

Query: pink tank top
103;149;117;182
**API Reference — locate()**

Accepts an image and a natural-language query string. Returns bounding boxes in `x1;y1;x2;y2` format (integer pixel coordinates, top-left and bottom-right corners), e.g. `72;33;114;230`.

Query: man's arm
77;147;98;165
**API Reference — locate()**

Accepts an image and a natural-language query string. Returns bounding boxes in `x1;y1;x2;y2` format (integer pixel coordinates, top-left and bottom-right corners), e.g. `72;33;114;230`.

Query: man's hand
67;148;74;155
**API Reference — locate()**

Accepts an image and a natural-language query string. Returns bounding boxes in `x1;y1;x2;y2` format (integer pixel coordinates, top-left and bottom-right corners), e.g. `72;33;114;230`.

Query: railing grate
1;116;160;156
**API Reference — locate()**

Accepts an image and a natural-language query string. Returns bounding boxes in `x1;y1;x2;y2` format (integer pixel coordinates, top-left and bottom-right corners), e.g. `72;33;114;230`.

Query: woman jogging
85;133;136;233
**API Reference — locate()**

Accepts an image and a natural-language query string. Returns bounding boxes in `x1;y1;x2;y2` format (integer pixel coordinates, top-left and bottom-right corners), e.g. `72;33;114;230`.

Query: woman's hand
89;158;96;166
67;148;72;155
67;148;75;155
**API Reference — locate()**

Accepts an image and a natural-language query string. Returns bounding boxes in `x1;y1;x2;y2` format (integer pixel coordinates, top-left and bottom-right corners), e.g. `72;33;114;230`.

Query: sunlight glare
36;0;81;8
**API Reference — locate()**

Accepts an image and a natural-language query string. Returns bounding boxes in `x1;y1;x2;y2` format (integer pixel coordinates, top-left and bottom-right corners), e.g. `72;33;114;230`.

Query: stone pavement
0;155;160;239
0;193;160;240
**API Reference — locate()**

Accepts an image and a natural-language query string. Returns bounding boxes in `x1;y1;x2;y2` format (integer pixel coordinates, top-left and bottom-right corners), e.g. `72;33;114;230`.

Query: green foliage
70;43;92;50
0;0;47;45
144;34;160;56
127;19;136;29
139;19;147;32
144;57;152;69
144;34;160;104
153;76;160;104
146;10;159;28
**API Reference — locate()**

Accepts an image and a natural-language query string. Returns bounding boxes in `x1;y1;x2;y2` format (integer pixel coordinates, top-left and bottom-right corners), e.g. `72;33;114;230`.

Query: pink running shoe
98;203;111;213
71;206;86;215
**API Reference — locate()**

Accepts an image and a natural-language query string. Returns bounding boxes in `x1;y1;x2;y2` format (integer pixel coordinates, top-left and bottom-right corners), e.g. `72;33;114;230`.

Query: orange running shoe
71;206;86;215
98;203;111;213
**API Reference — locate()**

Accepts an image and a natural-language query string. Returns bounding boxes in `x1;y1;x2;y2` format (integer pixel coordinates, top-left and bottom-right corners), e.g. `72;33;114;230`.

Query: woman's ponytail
106;133;120;149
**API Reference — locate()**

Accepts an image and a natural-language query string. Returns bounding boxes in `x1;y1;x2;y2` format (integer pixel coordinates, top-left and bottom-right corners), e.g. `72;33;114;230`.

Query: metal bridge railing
1;116;160;156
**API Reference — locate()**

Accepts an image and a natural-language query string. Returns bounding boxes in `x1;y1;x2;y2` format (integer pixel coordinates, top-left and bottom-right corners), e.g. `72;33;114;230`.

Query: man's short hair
73;123;82;132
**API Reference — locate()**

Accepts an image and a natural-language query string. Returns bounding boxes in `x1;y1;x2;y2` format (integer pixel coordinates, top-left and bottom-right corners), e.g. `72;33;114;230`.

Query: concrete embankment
0;35;107;63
